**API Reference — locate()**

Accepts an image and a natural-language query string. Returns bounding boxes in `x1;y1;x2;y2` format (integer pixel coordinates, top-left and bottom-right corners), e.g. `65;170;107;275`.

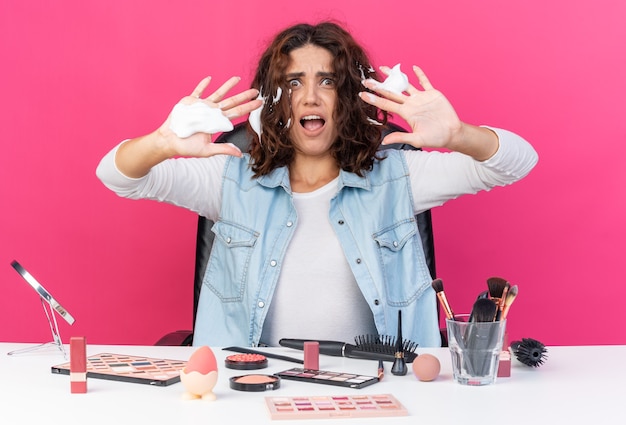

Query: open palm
361;66;463;149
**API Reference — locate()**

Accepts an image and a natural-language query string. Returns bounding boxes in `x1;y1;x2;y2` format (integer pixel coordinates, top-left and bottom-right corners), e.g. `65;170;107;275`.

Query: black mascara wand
391;310;408;376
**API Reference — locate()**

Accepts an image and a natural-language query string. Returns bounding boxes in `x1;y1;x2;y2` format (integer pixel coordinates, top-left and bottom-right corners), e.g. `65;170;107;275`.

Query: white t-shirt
259;177;377;346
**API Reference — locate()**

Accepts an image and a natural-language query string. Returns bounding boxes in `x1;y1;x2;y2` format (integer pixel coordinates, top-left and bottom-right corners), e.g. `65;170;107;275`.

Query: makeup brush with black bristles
470;297;499;323
510;338;548;367
487;276;509;321
431;278;455;320
467;298;499;375
501;284;519;319
468;290;489;322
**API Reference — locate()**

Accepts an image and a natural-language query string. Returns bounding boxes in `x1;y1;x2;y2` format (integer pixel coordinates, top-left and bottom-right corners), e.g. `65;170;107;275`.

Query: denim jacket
193;149;441;347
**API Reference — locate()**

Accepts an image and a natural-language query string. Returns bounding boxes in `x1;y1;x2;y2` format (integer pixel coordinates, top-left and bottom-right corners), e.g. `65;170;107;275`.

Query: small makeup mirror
8;260;75;358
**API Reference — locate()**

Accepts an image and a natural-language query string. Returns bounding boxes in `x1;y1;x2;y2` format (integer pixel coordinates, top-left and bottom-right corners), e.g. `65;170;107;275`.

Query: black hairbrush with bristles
279;334;418;363
354;334;418;363
510;338;548;367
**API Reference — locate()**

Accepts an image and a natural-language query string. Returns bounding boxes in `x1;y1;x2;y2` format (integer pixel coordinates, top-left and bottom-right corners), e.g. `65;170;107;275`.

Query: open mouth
300;115;326;132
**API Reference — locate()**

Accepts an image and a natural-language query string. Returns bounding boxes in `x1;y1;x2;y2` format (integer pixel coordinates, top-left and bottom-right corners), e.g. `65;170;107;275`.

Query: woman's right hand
116;76;261;178
156;76;261;158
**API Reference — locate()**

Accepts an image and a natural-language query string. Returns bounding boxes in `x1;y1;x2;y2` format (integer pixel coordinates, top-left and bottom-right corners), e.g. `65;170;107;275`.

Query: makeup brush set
432;276;518;323
432;276;547;373
430;277;514;381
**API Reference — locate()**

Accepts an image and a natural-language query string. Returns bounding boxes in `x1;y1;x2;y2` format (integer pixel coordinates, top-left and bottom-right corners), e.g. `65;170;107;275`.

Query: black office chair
155;121;441;346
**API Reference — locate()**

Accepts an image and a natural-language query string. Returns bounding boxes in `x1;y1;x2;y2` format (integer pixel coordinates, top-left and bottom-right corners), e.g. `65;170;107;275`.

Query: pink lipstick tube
304;341;319;370
70;336;87;393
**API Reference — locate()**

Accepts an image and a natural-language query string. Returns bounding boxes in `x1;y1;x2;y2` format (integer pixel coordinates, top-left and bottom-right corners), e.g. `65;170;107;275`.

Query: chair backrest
191;121;437;331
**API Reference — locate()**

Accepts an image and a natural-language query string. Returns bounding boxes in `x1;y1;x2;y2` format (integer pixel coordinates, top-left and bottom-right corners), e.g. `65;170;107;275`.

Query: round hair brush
510;338;548;367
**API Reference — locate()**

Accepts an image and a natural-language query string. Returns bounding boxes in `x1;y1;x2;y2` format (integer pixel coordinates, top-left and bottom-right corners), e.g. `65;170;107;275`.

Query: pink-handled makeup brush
487;277;509;321
501;284;518;319
431;278;455;320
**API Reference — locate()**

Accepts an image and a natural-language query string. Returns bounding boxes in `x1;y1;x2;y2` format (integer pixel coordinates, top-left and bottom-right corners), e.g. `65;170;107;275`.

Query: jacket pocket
373;219;422;305
203;220;259;302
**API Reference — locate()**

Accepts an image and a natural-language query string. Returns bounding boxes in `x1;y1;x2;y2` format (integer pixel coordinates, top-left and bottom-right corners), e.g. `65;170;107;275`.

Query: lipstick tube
70;336;87;393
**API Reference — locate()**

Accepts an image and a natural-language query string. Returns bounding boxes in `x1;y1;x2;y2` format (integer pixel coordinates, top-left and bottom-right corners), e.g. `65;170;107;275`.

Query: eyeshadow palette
275;367;379;389
51;353;186;386
265;394;409;420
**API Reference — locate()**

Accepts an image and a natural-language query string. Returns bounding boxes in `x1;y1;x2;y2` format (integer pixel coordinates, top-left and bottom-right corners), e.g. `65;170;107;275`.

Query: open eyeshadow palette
51;353;186;386
265;394;409;420
275;367;379;389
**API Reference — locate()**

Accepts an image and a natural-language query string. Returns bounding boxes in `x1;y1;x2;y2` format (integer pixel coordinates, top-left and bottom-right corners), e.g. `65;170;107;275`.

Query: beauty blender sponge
181;346;219;401
185;345;217;374
411;353;441;382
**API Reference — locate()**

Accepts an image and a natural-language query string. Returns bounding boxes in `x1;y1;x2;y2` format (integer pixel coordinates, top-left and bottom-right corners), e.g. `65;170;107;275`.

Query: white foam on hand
377;64;409;95
169;102;234;138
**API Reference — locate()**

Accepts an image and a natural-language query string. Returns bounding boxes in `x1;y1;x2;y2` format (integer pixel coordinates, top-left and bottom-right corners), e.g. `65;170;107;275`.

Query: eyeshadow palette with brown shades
51;353;187;386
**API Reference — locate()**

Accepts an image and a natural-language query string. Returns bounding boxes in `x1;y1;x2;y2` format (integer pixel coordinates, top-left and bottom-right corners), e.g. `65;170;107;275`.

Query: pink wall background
1;1;624;347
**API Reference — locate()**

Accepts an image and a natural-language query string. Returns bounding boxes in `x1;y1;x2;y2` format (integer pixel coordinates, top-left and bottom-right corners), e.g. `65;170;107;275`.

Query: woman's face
285;44;338;159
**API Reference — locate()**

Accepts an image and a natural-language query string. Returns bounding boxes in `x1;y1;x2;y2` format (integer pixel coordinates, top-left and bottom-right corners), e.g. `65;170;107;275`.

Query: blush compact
225;353;268;370
229;374;281;392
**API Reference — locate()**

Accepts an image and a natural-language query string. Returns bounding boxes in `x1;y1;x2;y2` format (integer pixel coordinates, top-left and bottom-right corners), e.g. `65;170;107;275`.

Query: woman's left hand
360;65;464;149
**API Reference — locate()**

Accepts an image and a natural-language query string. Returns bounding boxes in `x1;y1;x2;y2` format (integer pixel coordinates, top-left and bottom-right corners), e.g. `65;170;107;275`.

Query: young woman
97;22;538;347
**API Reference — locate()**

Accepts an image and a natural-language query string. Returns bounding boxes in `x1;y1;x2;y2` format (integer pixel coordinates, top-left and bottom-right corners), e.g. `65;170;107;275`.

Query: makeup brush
467;298;499;375
468;290;489;322
510;338;548;367
495;285;508;321
487;277;509;321
391;310;408;376
501;284;518;319
431;278;455;320
470;298;498;323
476;290;489;300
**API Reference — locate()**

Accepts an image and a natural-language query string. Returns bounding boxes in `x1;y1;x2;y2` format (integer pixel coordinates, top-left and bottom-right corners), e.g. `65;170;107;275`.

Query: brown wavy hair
248;21;388;177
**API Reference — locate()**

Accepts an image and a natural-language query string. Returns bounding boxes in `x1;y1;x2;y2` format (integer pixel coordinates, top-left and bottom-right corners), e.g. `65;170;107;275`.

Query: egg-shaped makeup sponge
185;345;217;375
411;353;441;382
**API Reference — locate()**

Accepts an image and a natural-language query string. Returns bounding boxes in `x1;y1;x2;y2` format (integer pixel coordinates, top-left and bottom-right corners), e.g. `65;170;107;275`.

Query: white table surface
1;343;623;424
